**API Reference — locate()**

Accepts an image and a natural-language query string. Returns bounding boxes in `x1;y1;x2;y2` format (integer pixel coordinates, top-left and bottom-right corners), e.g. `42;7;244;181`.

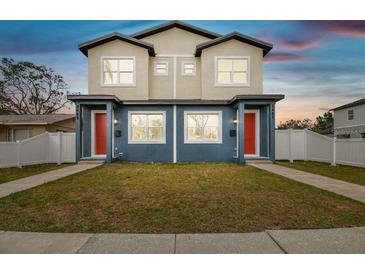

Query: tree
0;58;69;114
277;118;313;130
312;111;333;132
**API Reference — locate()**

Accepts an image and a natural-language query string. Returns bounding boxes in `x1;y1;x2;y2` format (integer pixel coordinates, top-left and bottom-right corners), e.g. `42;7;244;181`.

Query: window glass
130;113;165;143
103;59;118;71
182;62;196;75
216;57;248;85
120;59;134;71
103;58;134;85
348;109;354;120
155;62;168;75
104;72;118;85
233;59;247;71
217;59;232;71
217;72;231;84
119;72;134;84
7;129;13;142
186;113;220;142
14;129;31;141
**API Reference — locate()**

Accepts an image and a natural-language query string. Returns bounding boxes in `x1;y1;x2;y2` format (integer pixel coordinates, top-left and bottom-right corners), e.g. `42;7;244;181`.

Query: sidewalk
249;163;365;203
0;227;364;253
0;163;102;198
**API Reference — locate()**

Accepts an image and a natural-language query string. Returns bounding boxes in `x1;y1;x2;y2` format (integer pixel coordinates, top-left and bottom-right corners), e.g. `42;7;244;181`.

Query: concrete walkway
249;163;365;203
0;227;365;253
0;164;101;198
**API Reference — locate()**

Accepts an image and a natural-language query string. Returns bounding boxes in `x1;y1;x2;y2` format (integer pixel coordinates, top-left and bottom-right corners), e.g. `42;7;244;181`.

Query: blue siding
115;105;174;162
259;106;269;157
76;100;275;163
176;106;237;162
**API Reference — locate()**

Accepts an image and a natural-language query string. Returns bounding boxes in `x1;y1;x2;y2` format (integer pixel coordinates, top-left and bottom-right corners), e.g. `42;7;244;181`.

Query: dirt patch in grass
0;163;73;184
0;162;365;233
278;161;365;187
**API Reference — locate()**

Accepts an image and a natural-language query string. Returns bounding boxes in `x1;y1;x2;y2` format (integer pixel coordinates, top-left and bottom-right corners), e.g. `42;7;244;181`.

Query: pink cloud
264;52;310;63
277;39;323;50
310;21;365;37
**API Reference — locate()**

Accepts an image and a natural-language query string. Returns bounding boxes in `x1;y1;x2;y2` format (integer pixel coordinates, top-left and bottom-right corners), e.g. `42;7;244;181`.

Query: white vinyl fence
276;129;365;168
0;132;76;168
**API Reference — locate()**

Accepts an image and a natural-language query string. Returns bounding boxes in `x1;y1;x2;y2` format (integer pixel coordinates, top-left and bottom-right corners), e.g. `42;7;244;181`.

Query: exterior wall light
113;119;119;124
233;119;238;124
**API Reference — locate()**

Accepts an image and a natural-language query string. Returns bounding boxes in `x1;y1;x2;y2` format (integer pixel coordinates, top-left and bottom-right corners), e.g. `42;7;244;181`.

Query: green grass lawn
0;162;365;233
278;161;365;186
0;163;73;184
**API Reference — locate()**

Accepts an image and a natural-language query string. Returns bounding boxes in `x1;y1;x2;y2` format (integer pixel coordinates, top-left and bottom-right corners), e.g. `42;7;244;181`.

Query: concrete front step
78;160;105;165
245;160;273;164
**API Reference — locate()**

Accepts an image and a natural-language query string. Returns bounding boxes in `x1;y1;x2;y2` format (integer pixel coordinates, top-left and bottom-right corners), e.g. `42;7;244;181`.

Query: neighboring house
68;20;284;163
330;98;365;139
0;114;75;142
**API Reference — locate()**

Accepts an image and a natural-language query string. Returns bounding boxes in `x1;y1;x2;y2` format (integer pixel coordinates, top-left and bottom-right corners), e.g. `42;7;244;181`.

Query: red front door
94;113;106;155
244;113;256;155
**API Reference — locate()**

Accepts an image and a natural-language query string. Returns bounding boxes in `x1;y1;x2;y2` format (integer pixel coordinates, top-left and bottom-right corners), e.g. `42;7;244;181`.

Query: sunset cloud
264;52;310;63
276;39;323;50
305;21;365;37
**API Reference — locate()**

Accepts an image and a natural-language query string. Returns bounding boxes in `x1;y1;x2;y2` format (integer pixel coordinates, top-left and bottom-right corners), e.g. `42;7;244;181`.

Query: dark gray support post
238;101;245;164
106;102;113;163
75;103;82;162
269;103;276;162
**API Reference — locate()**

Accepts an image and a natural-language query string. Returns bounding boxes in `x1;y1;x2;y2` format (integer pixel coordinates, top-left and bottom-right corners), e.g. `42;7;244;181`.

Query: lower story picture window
129;112;165;143
185;112;221;143
7;128;33;142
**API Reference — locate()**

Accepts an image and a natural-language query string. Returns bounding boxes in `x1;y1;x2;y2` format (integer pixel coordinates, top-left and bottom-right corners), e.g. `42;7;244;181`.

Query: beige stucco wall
149;57;174;99
140;27;211;55
201;39;263;100
88;39;149;100
85;29;265;101
176;57;201;99
143;28;209;99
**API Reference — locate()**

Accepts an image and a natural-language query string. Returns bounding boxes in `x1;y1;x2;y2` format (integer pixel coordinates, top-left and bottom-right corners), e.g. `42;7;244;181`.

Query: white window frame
154;61;169;76
128;111;166;144
184;111;222;144
100;56;136;87
181;61;196;76
214;56;250;87
347;109;354;121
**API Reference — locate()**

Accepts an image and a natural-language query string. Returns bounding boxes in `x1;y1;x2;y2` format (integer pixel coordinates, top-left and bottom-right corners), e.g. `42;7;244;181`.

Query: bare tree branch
0;58;71;114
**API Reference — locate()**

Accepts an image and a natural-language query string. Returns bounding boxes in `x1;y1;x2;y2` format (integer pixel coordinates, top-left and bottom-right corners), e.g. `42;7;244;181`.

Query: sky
0;20;365;123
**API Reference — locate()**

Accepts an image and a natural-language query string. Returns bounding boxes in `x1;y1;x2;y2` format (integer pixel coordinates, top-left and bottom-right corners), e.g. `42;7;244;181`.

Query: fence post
303;129;308;161
289;129;293;163
331;136;336;166
17;140;22;168
58;132;62;165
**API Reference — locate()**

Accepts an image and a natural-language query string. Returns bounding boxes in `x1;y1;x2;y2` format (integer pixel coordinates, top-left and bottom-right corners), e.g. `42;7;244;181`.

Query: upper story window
102;57;135;87
215;56;249;87
128;111;166;144
154;61;168;76
184;111;222;144
348;109;354;120
182;61;196;76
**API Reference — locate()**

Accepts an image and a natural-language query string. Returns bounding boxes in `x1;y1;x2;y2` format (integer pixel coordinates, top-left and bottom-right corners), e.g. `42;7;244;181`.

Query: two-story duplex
68;21;284;163
331;98;365;138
